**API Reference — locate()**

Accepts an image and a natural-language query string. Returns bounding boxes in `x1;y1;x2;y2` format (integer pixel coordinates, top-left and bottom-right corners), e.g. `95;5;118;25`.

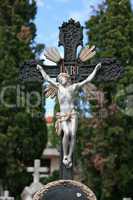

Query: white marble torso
58;84;77;114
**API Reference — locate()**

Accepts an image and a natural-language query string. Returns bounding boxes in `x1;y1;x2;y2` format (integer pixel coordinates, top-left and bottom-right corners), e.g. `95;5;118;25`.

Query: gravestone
27;159;49;183
0;191;14;200
21;160;49;200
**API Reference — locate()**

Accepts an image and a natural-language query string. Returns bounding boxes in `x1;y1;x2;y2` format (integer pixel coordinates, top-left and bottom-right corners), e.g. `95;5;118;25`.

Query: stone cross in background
21;159;49;200
0;191;14;200
27;159;49;183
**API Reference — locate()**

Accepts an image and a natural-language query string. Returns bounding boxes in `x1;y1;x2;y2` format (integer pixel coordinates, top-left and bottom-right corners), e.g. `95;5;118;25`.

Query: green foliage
0;0;47;198
41;170;59;185
78;0;133;199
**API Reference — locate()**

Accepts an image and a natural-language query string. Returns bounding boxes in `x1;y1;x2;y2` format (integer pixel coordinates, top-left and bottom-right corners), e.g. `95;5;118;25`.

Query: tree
77;0;133;199
0;0;47;199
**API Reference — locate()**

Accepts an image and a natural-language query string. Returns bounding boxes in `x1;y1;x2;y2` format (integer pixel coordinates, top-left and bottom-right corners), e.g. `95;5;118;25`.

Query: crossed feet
63;156;72;168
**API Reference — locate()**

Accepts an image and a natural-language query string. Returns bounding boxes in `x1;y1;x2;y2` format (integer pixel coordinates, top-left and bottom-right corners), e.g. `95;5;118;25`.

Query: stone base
33;180;97;200
21;182;43;200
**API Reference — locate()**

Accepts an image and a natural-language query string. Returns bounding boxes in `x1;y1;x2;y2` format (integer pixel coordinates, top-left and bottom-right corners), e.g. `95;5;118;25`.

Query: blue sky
35;0;103;47
34;0;133;116
35;0;104;116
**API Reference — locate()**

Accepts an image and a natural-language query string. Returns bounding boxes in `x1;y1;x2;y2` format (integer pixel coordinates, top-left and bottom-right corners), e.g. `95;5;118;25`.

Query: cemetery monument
20;19;123;200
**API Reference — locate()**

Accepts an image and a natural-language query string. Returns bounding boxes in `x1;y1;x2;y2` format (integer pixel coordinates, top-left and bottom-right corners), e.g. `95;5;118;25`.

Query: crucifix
20;19;123;180
27;159;49;183
0;191;14;200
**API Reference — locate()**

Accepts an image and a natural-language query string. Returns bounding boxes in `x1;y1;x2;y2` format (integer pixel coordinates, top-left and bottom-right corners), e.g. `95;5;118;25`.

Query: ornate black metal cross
19;19;123;84
19;19;123;180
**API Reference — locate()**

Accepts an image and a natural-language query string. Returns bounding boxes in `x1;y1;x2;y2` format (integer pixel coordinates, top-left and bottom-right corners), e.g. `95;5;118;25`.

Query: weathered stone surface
21;182;43;200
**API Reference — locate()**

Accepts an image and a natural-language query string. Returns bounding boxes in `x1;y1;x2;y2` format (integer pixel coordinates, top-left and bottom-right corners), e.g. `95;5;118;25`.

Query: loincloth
55;111;78;136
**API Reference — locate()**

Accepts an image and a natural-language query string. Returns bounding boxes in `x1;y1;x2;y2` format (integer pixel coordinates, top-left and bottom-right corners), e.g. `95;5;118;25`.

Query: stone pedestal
33;180;97;200
42;147;60;175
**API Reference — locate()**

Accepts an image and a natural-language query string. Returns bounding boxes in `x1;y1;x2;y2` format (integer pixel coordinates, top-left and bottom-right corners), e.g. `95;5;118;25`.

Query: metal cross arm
19;58;123;83
19;60;59;83
78;58;123;82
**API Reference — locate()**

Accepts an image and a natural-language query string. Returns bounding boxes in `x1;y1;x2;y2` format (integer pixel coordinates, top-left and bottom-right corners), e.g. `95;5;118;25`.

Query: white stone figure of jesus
37;62;101;168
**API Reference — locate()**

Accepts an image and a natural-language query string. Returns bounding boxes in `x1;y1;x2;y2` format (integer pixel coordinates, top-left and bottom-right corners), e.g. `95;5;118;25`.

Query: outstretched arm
37;64;58;88
75;63;101;88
